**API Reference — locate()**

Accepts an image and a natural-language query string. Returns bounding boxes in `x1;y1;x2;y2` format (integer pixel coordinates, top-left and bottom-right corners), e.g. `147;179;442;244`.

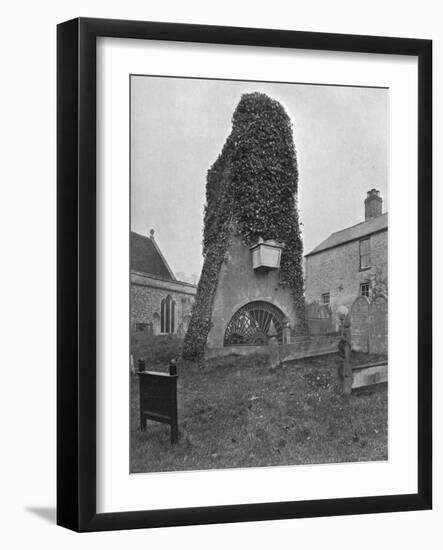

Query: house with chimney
131;229;197;335
305;189;388;332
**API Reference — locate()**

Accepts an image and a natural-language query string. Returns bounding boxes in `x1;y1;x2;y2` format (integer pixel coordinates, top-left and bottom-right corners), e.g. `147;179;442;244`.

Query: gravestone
282;317;291;344
350;296;370;352
369;295;388;354
306;301;332;335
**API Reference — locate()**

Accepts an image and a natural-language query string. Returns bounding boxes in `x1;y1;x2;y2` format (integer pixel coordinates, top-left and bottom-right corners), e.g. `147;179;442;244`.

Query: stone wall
205;334;341;362
206;234;298;353
305;229;387;329
131;272;196;335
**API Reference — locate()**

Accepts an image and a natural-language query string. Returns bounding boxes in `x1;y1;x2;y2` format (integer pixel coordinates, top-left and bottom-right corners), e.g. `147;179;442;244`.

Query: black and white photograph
130;76;389;473
0;0;437;545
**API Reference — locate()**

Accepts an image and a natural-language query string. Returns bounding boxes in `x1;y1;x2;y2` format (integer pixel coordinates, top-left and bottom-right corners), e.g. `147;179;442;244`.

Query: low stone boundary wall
207;333;341;362
205;345;269;360
280;334;341;363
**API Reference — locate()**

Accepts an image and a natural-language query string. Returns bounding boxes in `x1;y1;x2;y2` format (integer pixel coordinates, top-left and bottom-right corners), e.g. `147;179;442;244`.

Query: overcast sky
131;76;388;280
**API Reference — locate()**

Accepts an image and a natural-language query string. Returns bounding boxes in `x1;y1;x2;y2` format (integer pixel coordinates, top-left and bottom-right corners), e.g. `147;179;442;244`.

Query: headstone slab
351;295;370;352
369;295;388;354
306;301;333;335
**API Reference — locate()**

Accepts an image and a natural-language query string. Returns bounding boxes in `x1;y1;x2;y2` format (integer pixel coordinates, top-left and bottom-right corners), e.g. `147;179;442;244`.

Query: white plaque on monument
250;238;284;271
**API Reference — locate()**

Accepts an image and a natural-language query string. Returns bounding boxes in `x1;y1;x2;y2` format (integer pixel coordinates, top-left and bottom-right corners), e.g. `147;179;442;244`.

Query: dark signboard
137;360;178;444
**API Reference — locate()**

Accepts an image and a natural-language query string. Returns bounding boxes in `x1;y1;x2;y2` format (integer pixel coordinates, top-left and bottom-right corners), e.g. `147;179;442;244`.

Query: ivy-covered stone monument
183;92;306;360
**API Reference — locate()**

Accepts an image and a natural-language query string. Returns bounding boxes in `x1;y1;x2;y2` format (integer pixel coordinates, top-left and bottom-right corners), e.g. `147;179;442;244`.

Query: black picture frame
57;17;432;532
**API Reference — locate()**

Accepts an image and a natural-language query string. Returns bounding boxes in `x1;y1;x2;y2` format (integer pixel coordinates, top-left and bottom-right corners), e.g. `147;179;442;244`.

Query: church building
130;230;197;335
305;189;388;332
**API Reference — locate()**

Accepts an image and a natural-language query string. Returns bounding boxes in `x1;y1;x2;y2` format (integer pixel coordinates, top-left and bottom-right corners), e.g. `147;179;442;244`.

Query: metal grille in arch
223;301;284;346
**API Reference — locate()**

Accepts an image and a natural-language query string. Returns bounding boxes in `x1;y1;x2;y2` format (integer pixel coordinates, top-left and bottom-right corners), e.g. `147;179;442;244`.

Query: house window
360;282;370;298
160;295;176;333
359;237;371;269
321;292;330;306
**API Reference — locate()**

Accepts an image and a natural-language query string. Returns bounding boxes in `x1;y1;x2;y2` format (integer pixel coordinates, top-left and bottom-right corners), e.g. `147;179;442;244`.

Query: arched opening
223;301;285;346
160;295;176;334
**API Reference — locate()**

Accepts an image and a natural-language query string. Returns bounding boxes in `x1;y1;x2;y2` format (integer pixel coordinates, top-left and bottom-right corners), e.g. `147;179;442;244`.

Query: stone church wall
130;272;196;335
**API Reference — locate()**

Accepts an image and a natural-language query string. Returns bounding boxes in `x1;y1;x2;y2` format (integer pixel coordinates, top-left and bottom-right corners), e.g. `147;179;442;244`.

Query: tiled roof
131;231;176;281
306;212;388;257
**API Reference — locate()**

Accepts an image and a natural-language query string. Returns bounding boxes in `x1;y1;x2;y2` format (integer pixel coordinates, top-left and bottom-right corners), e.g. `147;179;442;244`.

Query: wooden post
137;358;146;372
338;313;353;395
268;319;280;371
169;358;177;376
169;359;178;444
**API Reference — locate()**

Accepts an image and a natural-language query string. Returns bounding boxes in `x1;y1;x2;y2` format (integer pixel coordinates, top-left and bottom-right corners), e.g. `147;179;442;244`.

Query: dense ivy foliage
183;92;306;360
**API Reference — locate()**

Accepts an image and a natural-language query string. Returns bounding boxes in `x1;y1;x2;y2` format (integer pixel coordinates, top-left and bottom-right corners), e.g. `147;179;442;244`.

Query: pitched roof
306;212;388;257
131;231;176;281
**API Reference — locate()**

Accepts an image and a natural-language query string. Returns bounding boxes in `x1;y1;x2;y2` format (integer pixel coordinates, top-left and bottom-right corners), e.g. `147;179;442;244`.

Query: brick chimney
364;189;383;220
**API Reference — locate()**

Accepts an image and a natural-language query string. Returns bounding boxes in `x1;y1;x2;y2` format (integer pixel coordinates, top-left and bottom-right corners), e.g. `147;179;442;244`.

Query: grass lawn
130;339;387;473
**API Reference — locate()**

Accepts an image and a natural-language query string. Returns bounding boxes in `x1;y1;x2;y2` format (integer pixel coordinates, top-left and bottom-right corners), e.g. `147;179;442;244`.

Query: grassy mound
130;352;387;473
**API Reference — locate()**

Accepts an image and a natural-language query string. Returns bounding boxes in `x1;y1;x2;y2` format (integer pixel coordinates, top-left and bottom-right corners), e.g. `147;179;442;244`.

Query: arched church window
160;295;176;334
171;299;175;333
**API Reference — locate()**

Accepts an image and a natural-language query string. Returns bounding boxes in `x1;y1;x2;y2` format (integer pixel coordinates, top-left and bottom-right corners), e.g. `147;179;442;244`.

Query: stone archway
223;300;285;346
